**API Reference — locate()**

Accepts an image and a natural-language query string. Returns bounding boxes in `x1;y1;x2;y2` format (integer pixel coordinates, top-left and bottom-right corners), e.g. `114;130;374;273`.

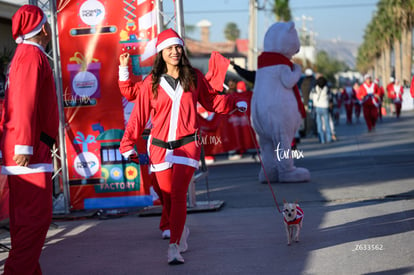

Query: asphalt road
1;110;413;275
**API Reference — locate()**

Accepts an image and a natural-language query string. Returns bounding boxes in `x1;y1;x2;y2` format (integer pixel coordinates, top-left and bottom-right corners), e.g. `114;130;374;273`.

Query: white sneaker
162;229;170;239
167;243;184;265
179;226;190;253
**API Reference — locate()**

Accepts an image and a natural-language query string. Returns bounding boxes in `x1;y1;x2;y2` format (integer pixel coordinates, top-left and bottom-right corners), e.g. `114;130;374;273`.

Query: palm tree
399;0;414;85
224;22;240;41
273;0;292;22
376;1;394;84
357;18;382;77
387;0;404;83
357;0;407;85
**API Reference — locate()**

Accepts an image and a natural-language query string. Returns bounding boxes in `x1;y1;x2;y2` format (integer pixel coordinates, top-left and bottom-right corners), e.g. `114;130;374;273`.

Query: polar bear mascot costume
251;21;310;183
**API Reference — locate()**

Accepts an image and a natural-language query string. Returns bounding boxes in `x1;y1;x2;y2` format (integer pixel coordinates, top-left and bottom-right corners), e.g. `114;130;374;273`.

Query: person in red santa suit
374;78;385;121
0;5;59;275
118;28;247;265
387;78;404;118
357;74;380;132
341;79;357;124
386;77;396;115
353;81;362;123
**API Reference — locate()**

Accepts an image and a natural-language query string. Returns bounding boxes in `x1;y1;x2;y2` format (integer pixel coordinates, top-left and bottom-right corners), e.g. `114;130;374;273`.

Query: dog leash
241;111;282;214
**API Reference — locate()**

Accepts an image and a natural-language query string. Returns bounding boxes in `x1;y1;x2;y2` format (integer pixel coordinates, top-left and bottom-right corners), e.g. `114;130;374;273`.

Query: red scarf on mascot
258;52;306;118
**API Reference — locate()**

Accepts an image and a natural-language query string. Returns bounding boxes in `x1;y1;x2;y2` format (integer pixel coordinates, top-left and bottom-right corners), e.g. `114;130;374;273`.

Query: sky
162;0;378;47
3;0;378;46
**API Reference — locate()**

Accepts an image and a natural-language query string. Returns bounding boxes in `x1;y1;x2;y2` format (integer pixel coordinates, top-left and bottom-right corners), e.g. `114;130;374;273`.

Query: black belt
152;133;197;150
40;131;56;149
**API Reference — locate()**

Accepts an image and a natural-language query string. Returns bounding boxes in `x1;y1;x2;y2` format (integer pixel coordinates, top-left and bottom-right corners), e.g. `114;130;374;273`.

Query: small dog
283;200;304;245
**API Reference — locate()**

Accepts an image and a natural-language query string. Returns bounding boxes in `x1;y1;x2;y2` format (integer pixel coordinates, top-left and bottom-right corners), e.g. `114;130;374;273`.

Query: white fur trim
22;40;46;53
1;163;53;175
15;145;33;155
149;156;199;172
16;36;24;44
119;66;129;81
156;37;184;53
165;155;199;169
150;162;173;172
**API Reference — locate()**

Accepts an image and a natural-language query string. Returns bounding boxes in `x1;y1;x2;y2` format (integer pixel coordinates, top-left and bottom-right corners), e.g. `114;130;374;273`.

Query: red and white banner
57;0;157;210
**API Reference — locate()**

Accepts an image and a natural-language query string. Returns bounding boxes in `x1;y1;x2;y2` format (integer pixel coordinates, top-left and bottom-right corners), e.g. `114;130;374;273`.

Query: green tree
273;0;292;22
398;0;414;84
224;22;240;41
185;25;196;36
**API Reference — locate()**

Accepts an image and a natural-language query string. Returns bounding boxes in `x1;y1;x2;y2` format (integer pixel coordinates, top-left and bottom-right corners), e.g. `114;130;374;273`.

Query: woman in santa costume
357;74;380;132
374;78;385;121
387;78;404;118
118;28;246;265
0;5;59;275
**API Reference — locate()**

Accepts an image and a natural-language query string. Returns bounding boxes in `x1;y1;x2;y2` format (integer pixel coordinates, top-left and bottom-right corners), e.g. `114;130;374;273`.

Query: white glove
121;149;137;160
236;101;248;112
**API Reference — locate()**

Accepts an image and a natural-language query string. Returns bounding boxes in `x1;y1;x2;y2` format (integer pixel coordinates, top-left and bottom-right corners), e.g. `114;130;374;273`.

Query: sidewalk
1;111;414;275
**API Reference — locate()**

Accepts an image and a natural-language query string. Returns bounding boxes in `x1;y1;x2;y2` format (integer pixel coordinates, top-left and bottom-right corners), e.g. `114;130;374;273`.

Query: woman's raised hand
119;52;130;66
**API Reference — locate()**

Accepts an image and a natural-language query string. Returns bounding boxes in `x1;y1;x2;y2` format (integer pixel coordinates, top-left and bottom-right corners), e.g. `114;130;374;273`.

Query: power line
183;2;377;14
292;3;377;11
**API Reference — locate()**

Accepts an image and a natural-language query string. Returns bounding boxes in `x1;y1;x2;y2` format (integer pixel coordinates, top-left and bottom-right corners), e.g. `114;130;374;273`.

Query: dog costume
283;205;304;225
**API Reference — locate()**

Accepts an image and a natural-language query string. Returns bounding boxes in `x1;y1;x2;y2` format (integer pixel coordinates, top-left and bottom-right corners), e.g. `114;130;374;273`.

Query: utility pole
175;0;185;39
248;0;258;70
156;0;164;33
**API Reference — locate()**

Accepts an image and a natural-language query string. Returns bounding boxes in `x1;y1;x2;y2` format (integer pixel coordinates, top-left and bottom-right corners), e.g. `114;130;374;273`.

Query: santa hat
12;5;47;44
364;73;372;80
237;81;246;93
156;28;184;53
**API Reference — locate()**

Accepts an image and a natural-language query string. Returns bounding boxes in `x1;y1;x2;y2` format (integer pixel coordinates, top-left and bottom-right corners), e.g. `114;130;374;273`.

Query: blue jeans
315;107;332;143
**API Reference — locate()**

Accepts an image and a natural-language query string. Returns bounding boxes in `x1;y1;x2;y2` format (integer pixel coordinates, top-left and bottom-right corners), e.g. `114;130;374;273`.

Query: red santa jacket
410;77;414;98
119;69;237;172
387;83;404;103
357;82;380;107
341;86;356;105
0;42;59;175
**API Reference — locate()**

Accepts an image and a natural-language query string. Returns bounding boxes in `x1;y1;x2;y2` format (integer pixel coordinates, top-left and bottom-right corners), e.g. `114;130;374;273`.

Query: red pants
377;103;383;120
354;103;361;119
344;103;353;124
155;164;195;244
149;174;170;232
394;102;402;118
4;172;53;275
363;104;378;131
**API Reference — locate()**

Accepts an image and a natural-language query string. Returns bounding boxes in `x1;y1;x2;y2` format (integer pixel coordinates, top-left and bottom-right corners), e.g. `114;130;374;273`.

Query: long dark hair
151;46;197;98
